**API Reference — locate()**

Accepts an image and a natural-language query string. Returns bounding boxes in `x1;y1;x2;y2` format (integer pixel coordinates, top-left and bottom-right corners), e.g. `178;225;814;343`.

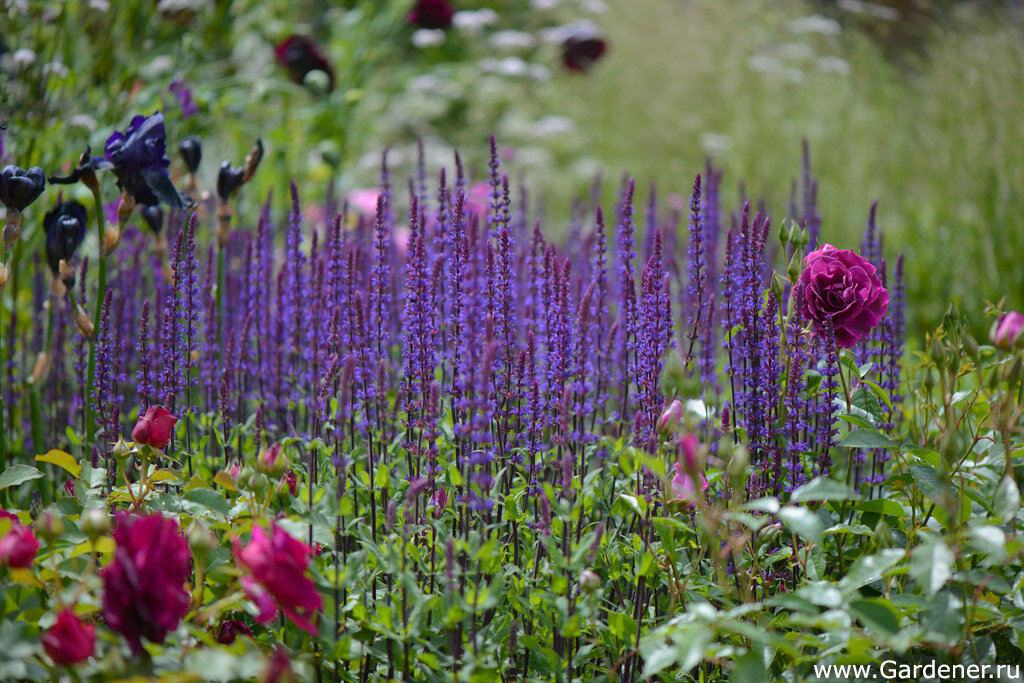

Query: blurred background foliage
1;0;1023;338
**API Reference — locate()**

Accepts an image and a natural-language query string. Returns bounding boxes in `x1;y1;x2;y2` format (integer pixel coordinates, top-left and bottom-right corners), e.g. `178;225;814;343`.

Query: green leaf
790;476;860;503
839;549;904;595
779;506;824;543
730;653;764;683
35;449;81;478
856;499;906;517
850;599;900;635
910;536;953;596
183;488;230;518
994;474;1021;522
0;465;44;491
839;428;895;450
909;464;947;507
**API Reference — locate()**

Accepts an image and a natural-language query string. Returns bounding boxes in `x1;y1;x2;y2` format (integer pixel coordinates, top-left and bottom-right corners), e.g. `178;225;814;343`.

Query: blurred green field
537;0;1024;339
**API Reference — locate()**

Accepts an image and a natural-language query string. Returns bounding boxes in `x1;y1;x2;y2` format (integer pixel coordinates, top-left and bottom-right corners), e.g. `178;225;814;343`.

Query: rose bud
132;405;178;451
991;311;1024;350
657;398;684;435
215;618;253;645
34;511;65;543
258;443;289;477
275;35;335;92
79;508;111;540
406;0;454;30
178;135;202;174
578;569;601;594
561;30;608;73
41;610;96;665
187;520;217;556
281;471;298;497
0;523;40;568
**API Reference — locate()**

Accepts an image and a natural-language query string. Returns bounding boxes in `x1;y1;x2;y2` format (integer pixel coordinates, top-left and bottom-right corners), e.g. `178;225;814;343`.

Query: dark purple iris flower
407;0;454;29
43;200;87;278
274;35;335;92
562;34;608;73
104;111;187;209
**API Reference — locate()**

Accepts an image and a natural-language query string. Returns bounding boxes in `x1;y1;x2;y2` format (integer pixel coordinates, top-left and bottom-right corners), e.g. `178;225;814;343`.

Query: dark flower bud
0;164;46;211
140;204;164;234
43;201;86;280
407;0;454;29
562;33;608;73
217;161;245;202
179;135;202;173
275;35;335;92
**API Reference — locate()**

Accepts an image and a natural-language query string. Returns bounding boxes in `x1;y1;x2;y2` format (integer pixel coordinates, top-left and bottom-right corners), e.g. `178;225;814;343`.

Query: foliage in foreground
0;118;1023;681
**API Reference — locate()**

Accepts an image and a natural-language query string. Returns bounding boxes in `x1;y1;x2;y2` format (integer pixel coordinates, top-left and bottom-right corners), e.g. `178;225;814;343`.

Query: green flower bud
34;512;65;543
578;569;601;594
187;521;217;556
79;507;111;540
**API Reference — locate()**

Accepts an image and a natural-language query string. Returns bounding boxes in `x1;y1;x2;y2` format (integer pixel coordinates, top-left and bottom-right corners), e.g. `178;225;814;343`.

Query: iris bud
179;135;202;173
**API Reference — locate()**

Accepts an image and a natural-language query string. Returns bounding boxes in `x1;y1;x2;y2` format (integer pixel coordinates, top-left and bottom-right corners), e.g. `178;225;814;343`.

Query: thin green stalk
85;190;108;447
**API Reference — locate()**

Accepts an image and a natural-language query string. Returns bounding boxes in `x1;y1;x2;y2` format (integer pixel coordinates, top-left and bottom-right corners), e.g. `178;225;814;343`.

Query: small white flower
529;64;552;82
453;9;498;34
786;15;842;35
497;56;528;77
88;0;110;11
530;0;560;9
412;28;446;48
12;49;37;68
531;115;574;138
43;61;69;78
69;114;98;132
139;55;173;79
699;132;732;154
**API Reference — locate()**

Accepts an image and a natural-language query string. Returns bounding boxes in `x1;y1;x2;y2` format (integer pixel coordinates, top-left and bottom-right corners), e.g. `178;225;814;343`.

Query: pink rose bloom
797;244;889;348
677;433;701;471
0;523;39;568
234;524;322;635
991;311;1024;350
670;462;708;504
101;514;191;654
132;405;177;450
42;610;96;665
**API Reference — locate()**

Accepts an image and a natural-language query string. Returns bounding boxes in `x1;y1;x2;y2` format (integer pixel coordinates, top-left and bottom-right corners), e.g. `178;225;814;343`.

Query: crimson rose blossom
42;610;96;665
991;311;1024;349
0;522;39;568
132;405;177;450
234;524;322;634
101;514;191;654
797;244;889;348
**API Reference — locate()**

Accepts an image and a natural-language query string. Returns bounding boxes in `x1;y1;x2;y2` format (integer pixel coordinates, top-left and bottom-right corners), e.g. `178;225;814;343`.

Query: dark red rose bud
41;610;96;665
215;618;253;645
407;0;454;29
132;405;177;450
274;35;335;92
562;34;608;73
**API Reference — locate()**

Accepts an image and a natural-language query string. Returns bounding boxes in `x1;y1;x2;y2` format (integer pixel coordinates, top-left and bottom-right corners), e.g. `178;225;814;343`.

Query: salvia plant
0;114;1022;683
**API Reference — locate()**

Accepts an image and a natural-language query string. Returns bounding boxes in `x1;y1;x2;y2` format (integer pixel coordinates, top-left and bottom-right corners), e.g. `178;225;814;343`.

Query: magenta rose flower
407;0;454;30
234;524;322;635
797;244;889;348
991;311;1024;350
0;522;39;568
132;405;177;450
100;514;191;655
42;610;96;665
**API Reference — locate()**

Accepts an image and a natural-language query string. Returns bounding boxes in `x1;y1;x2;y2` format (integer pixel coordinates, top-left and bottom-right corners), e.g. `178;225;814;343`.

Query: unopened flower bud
658;399;684;435
34;512;65;543
187;521;217;555
179;136;202;174
111;438;132;461
991;312;1024;351
257;443;288;476
237;465;254;488
579;569;601;594
727;444;749;486
79;507;111;540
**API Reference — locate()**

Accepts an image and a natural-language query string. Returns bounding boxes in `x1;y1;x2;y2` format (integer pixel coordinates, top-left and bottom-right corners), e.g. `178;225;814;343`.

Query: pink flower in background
41;610;96;665
991;311;1024;349
234;524;322;635
657;399;684;434
347;188;381;215
0;522;39;568
797;244;888;348
670;462;708;504
466;182;490;217
101;514;191;654
429;486;448;513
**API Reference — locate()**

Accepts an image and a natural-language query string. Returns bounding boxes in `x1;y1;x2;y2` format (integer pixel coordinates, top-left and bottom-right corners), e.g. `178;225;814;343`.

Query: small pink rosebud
0;523;39;568
282;471;298;497
677;433;702;472
41;610;96;665
258;444;288;476
657;398;684;434
991;311;1024;350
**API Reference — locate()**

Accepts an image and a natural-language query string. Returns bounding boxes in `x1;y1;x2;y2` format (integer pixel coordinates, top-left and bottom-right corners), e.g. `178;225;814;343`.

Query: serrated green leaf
0;465;44;491
791;476;860;503
840;428;895;450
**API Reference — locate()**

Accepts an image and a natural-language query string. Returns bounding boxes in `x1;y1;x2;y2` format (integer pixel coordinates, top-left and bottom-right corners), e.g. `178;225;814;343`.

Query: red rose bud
991;311;1024;350
282;471;298;497
258;443;288;476
41;610;96;665
657;399;684;435
407;0;454;29
274;35;335;92
132;405;177;450
215;618;253;645
797;244;889;348
0;523;39;568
